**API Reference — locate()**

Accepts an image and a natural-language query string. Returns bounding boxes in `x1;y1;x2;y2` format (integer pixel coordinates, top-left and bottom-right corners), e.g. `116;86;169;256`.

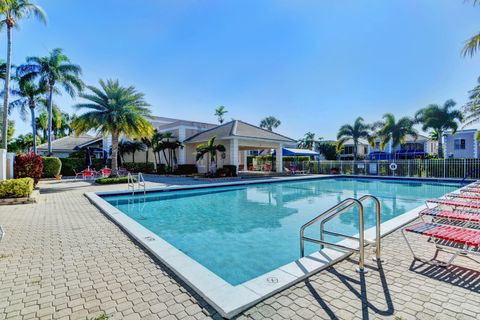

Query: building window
342;146;354;154
454;139;466;150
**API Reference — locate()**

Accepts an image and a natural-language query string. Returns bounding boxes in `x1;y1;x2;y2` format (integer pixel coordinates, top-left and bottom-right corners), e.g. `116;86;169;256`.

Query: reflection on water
104;178;460;285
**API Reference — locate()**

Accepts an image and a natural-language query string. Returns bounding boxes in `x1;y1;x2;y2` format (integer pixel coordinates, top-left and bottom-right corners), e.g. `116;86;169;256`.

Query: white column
230;139;239;170
276;144;283;173
6;152;15;179
178;127;187;164
243;150;248;171
0;149;6;181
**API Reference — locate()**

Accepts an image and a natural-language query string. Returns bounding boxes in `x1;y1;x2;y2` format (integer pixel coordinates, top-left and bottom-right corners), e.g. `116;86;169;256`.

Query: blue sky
5;0;480;140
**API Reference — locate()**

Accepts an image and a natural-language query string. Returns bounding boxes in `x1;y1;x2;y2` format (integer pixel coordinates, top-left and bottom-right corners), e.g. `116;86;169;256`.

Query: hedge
96;177;135;185
123;162;155;173
42;157;62;178
0;178;34;198
221;165;237;177
14;153;43;186
174;164;198;175
60;158;104;176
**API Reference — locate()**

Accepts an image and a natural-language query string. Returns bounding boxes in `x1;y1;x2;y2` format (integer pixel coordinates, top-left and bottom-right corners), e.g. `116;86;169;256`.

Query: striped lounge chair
402;222;480;267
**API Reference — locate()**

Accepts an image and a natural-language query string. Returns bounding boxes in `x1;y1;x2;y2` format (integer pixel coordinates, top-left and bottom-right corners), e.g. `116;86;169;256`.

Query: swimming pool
100;177;460;286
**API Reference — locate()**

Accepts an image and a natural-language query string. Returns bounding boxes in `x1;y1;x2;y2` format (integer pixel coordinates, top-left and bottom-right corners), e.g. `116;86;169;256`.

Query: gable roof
37;134;102;152
183;120;295;144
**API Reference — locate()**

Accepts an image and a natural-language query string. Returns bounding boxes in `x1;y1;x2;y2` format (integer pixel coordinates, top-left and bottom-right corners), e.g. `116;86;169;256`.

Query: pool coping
85;175;464;318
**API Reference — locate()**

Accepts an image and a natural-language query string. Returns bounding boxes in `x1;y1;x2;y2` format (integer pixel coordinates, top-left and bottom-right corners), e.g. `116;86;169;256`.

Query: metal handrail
128;172;146;195
300;198;367;272
138;172;146;195
320;195;382;261
300;195;382;273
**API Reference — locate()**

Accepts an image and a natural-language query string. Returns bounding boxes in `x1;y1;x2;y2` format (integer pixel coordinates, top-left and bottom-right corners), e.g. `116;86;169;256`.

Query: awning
273;148;320;157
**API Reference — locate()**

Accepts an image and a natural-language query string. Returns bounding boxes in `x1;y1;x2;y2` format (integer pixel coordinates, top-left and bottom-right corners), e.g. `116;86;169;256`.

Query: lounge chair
445;192;480;200
402;222;480;267
426;198;480;209
420;208;480;224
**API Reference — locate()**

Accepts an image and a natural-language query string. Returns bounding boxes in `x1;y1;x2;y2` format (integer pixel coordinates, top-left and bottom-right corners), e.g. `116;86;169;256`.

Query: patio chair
73;169;84;181
402;222;480;267
420;207;480;224
117;168;129;177
100;168;111;177
445;192;480;201
82;169;94;180
426;198;480;210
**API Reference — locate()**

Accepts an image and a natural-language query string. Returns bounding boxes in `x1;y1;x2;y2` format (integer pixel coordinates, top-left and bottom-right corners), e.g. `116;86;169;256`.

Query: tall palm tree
9;77;47;153
463;77;480;139
214;105;228;124
72;79;153;176
462;1;480;57
0;0;46;149
196;136;226;174
259;116;281;131
376;113;417;158
19;48;83;154
336;117;372;160
415;99;463;158
298;132;318;150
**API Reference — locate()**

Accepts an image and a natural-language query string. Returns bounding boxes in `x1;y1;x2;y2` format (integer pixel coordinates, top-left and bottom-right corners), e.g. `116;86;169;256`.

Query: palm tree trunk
145;149;149;164
47;86;54;155
111;131;119;176
30;106;37;153
353;142;357;161
1;26;12;150
437;132;443;158
132;151;135;163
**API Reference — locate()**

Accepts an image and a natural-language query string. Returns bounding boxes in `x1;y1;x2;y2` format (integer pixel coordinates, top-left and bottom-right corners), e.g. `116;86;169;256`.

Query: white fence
284;159;480;180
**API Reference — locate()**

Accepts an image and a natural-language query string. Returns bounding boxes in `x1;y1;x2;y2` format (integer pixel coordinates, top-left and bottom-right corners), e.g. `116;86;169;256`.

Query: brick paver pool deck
0;179;479;320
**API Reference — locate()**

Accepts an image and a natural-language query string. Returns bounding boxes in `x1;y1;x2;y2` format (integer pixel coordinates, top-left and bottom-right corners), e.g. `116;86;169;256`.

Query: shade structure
273;148;320;157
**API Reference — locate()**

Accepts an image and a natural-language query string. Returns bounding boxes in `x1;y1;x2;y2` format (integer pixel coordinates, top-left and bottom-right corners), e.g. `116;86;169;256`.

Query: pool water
103;177;460;285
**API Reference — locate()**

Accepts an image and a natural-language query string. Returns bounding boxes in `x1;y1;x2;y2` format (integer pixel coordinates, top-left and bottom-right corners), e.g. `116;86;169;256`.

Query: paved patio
0;179;479;320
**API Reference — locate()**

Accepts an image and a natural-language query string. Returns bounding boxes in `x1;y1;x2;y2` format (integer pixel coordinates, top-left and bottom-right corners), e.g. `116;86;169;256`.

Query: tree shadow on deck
409;259;480;293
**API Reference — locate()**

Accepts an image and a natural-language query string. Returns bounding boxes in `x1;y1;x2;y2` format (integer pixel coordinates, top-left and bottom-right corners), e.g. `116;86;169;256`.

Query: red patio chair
83;169;94;180
101;168;111;177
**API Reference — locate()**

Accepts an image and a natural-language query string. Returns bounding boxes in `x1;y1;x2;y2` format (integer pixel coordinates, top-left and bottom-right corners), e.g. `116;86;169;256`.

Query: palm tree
9;77;47;153
19;48;83;154
336;117;372;160
463;77;480;139
72;79;153;176
214;105;228;124
462;1;480;57
415;99;463;158
259;116;281;131
298;132;318;150
196;136;226;174
376;113;417;159
0;0;46;149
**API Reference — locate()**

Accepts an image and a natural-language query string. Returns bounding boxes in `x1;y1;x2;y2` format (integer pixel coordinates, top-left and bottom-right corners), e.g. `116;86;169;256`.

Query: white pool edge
85;177;463;318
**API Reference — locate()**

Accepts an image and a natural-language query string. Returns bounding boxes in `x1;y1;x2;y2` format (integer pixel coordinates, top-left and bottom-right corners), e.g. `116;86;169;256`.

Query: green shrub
222;165;237;177
0;178;34;198
95;177;135;185
14;153;43;186
123;162;155;173
174;164;197;175
42;157;62;178
156;164;166;174
60;158;104;176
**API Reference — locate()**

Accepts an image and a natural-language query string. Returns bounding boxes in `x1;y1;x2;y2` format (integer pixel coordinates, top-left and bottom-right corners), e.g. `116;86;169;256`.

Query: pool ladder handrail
127;172;146;195
299;195;382;273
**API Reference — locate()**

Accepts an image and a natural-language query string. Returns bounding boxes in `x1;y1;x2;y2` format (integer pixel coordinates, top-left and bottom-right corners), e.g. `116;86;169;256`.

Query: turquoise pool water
102;177;460;285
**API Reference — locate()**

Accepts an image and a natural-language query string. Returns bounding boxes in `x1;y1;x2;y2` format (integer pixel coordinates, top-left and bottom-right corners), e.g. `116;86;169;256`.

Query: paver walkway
0;179;479;320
